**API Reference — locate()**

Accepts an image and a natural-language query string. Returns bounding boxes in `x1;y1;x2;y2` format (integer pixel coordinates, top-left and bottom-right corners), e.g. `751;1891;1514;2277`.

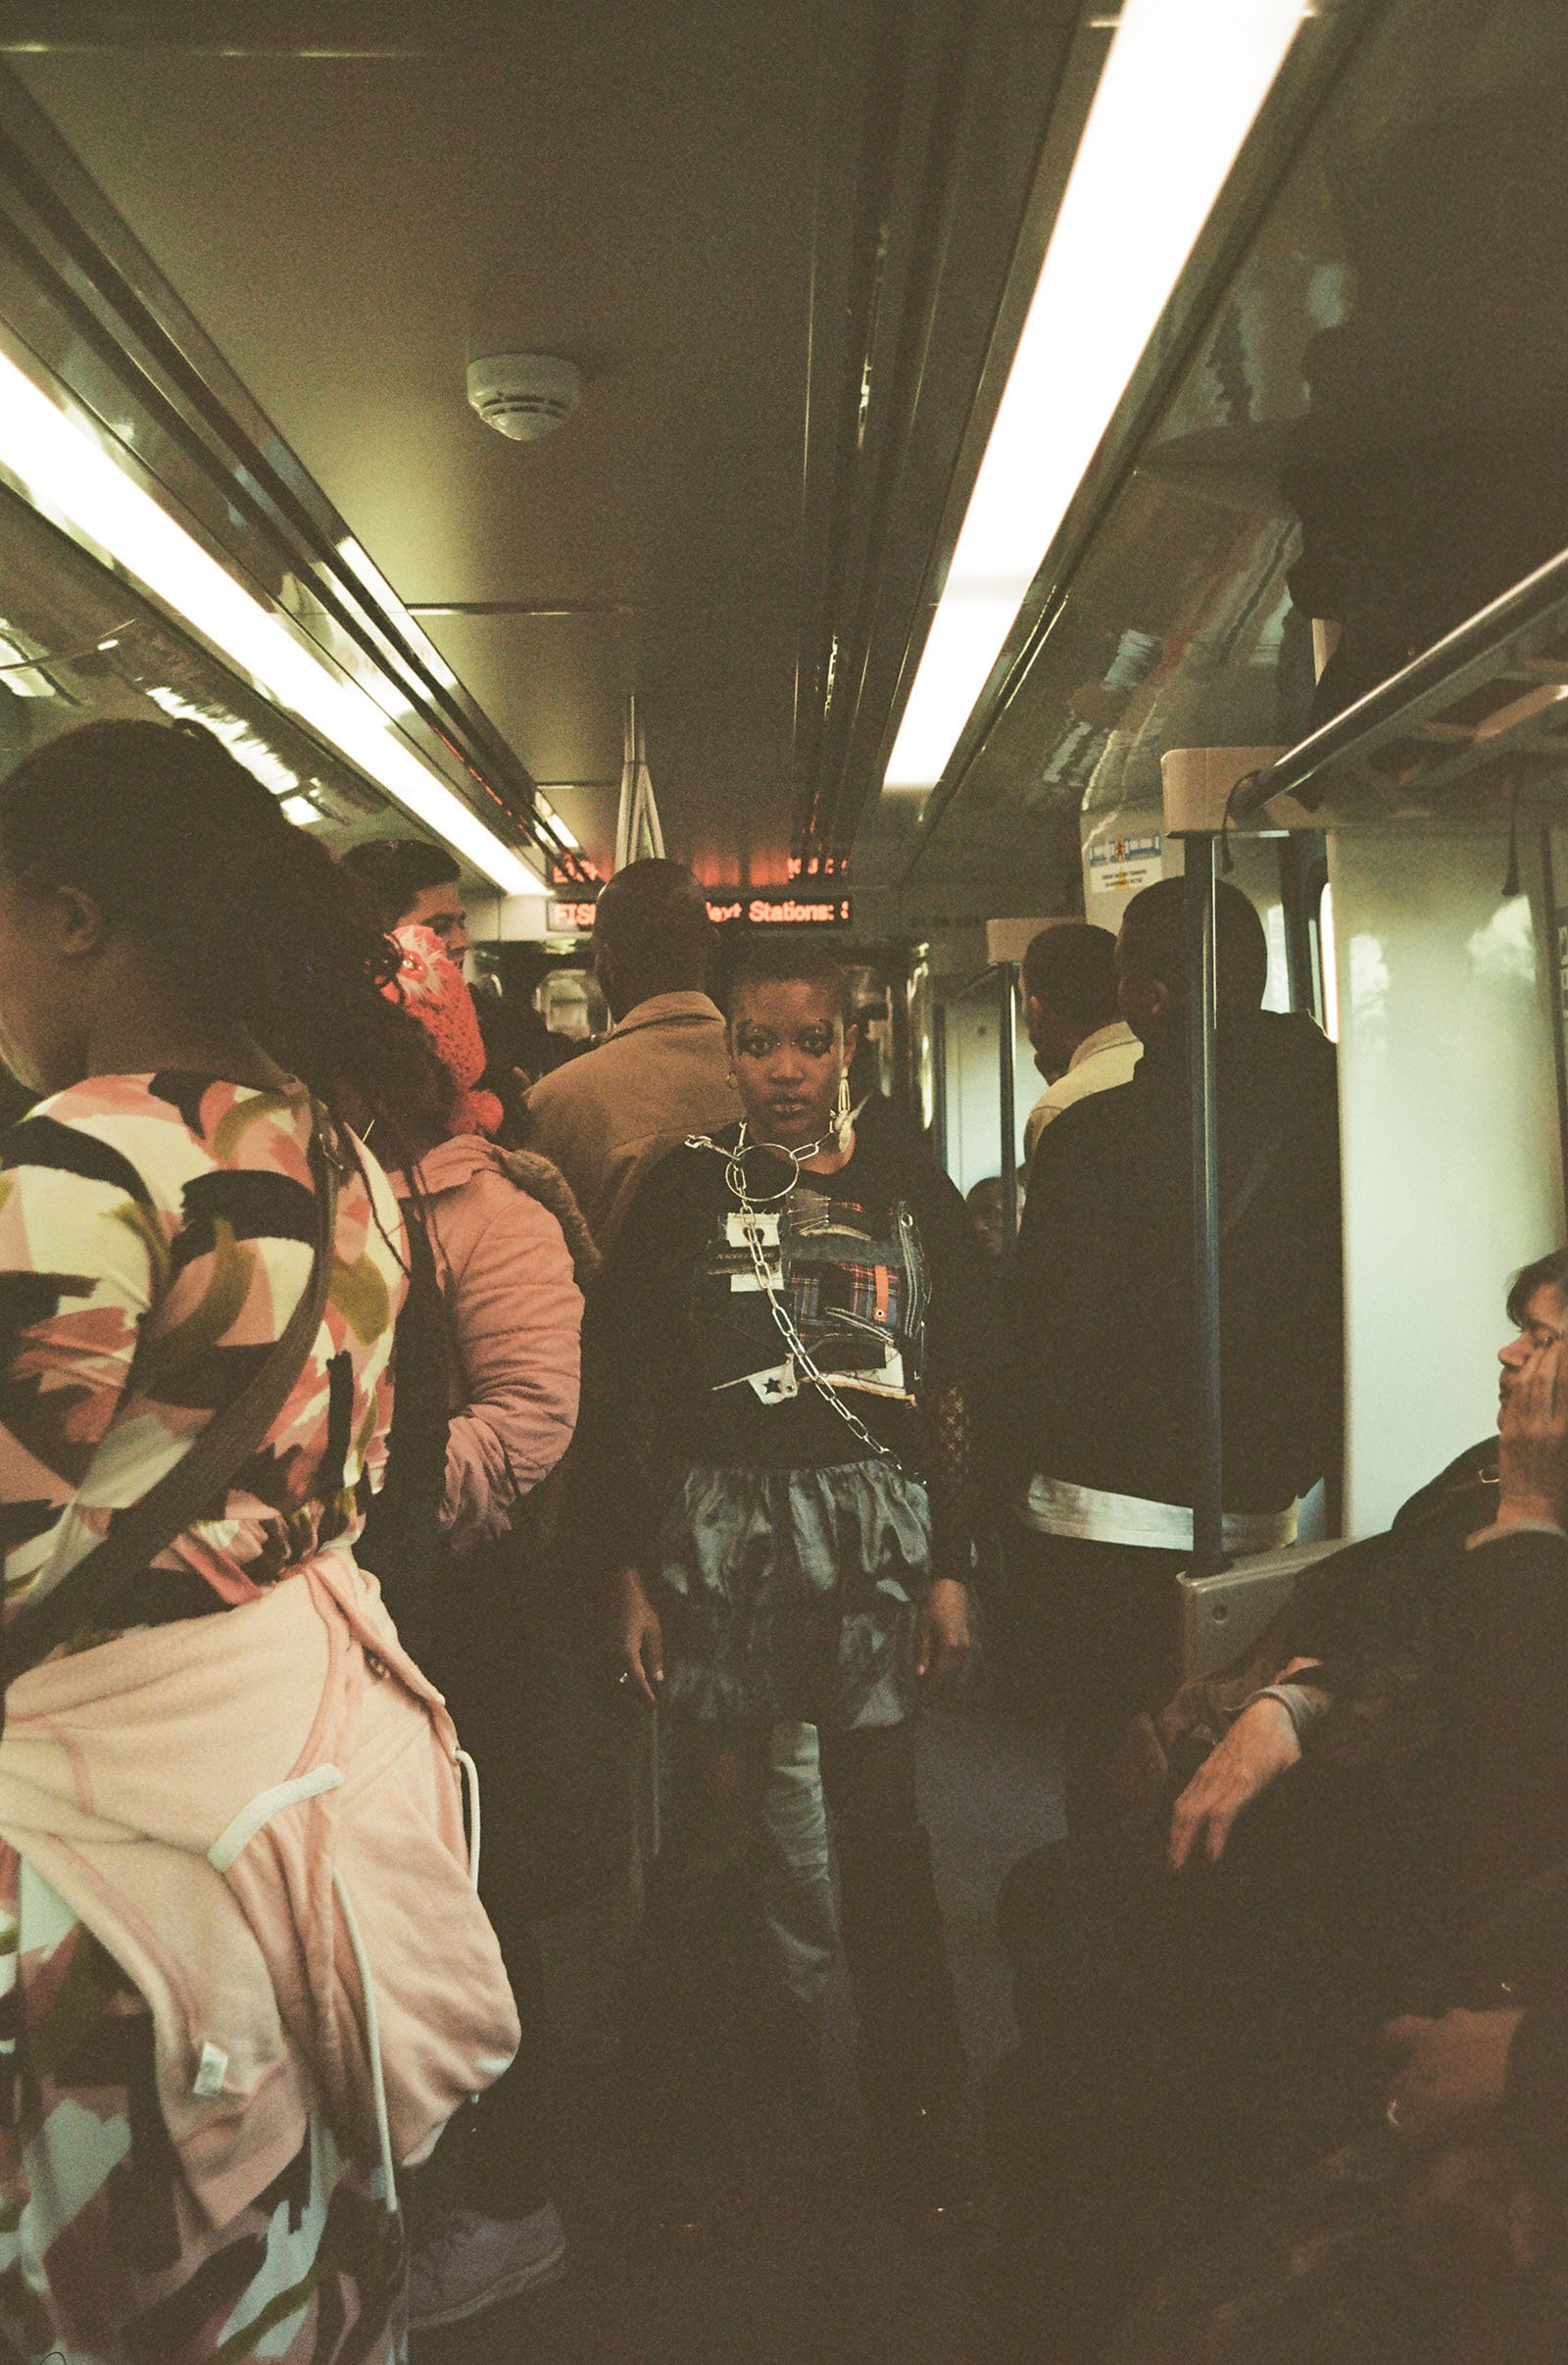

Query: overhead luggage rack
1232;541;1568;828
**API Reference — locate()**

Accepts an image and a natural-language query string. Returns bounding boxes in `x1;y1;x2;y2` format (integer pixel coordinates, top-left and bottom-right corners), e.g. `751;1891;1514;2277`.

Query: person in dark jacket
991;1255;1568;2360
1002;876;1342;1823
1161;1249;1568;1922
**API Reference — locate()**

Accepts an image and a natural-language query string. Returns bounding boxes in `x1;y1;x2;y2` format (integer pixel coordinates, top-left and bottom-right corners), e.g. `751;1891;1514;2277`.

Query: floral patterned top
0;1071;408;1641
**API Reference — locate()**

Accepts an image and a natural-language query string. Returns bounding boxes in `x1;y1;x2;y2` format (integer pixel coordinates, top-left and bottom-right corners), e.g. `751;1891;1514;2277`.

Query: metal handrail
1232;540;1568;820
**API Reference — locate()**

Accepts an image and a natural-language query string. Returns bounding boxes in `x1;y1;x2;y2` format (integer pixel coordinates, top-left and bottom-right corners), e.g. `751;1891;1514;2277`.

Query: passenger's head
591;858;712;1022
726;941;856;1151
1020;922;1119;1081
1115;877;1268;1046
1499;1249;1568;1413
340;836;469;958
0;719;452;1159
966;1176;1005;1257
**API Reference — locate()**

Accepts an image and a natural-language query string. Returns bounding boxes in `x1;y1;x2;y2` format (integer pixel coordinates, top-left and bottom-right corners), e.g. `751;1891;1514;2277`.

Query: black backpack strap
0;1103;342;1689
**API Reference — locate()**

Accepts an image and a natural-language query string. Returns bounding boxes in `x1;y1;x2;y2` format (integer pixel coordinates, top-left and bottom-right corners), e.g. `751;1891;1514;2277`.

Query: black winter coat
1010;1008;1342;1516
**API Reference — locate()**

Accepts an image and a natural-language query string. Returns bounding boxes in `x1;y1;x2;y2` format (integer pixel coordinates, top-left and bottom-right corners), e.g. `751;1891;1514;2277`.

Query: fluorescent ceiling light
885;0;1305;790
0;348;543;892
143;683;300;793
335;532;462;699
535;792;581;851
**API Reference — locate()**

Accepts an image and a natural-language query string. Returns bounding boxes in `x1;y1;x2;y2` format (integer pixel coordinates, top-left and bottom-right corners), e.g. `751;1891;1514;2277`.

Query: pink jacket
401;1137;583;1552
0;1549;518;2227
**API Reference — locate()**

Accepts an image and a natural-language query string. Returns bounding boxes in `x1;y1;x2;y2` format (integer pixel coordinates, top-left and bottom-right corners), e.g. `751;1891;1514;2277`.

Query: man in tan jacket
521;860;739;1250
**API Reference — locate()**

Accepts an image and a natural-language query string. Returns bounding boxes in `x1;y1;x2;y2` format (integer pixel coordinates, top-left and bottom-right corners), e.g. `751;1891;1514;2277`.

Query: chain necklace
684;1118;900;1467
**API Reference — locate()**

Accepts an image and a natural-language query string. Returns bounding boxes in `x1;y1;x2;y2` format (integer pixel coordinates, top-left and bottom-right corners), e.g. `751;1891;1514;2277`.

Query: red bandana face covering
385;924;504;1139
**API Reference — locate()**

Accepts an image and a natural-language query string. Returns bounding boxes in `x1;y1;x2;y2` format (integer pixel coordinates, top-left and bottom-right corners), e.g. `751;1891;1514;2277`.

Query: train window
1315;878;1340;1043
537;966;606;1040
1262;899;1289;1013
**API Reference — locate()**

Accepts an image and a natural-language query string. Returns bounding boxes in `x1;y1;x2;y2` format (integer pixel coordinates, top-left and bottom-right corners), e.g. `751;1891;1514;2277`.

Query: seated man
992;1251;1568;2358
1163;1244;1568;1913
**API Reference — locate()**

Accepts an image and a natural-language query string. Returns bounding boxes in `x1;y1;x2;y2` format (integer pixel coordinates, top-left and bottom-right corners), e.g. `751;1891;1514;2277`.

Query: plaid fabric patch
698;1185;926;1395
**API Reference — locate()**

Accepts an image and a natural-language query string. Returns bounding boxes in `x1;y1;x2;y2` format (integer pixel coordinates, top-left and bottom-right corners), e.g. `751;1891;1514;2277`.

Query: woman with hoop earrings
579;939;983;2233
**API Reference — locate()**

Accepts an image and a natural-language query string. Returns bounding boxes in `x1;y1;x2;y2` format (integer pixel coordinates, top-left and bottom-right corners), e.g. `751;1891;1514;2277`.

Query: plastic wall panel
1330;830;1565;1532
941;991;1038;1199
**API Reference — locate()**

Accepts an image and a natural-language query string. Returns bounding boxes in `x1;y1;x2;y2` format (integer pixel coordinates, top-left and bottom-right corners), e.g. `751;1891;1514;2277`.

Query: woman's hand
1383;2007;1525;2144
1168;1695;1300;1869
613;1565;663;1705
915;1578;971;1692
1496;1337;1568;1530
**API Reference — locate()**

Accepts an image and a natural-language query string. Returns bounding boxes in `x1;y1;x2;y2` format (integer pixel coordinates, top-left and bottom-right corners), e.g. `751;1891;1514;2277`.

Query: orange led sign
548;892;851;934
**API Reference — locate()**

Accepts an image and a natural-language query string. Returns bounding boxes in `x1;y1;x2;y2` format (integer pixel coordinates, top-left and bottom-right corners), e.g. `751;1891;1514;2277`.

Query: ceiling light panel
0;345;543;892
885;0;1306;792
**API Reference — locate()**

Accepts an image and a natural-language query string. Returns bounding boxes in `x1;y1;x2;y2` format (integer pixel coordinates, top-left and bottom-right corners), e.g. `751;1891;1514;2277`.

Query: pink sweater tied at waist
0;1548;517;2229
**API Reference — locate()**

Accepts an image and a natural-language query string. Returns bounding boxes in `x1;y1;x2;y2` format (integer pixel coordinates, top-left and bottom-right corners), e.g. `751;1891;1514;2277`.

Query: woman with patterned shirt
583;940;984;2232
0;720;514;2363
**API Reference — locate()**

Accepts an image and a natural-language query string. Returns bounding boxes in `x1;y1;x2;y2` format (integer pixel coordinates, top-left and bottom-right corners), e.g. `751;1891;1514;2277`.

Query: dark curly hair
0;718;455;1178
1507;1250;1568;1327
726;939;851;1023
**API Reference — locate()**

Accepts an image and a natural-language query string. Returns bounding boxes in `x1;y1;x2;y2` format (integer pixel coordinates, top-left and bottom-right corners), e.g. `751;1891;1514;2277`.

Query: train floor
414;1700;1062;2365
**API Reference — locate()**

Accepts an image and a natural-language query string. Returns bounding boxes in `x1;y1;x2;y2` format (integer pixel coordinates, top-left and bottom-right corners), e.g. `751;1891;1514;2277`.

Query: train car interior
0;0;1564;2358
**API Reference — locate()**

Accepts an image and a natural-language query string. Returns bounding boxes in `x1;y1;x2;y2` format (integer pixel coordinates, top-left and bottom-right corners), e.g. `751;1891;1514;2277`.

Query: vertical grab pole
999;961;1019;1251
1187;836;1227;1575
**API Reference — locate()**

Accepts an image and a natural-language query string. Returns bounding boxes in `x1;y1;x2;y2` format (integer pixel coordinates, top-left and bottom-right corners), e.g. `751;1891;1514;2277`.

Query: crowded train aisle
1;6;1568;2360
416;1700;1058;2365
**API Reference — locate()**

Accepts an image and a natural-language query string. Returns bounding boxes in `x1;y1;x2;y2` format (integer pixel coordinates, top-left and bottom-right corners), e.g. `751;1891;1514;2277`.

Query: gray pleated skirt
653;1458;932;1729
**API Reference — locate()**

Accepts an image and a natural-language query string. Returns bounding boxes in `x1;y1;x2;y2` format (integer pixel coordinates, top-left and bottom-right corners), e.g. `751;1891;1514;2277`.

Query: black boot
840;1821;965;2079
619;1855;778;2240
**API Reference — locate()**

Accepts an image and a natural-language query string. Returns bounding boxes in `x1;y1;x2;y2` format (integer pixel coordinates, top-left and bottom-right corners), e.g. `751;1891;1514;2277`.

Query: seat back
1176;1535;1357;1685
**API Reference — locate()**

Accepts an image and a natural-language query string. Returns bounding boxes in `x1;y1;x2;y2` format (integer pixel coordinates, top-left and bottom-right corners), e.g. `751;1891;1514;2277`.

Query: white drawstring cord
331;1866;398;2215
456;1748;482;1888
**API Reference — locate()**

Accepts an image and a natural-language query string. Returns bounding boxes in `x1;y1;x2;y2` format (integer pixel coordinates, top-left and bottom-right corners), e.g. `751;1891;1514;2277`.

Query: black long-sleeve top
1011;1010;1343;1514
574;1124;992;1587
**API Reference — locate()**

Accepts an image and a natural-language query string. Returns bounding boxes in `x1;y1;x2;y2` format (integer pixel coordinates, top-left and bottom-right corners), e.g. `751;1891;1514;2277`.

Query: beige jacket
1023;1020;1141;1162
520;990;740;1248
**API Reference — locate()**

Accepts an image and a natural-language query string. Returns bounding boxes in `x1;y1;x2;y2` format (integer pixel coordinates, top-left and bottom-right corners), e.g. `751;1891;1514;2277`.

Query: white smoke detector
466;353;582;443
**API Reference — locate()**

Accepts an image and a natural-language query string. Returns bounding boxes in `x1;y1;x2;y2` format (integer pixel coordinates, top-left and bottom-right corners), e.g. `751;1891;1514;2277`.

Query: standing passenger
340;834;472;961
1006;878;1341;1826
1019;919;1140;1162
519;858;738;1250
0;720;516;2363
357;923;589;2330
581;942;980;2226
523;862;840;2017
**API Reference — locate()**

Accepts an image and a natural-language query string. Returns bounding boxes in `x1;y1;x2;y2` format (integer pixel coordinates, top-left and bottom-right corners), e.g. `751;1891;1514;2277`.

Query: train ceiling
7;0;1564;936
1;0;1084;900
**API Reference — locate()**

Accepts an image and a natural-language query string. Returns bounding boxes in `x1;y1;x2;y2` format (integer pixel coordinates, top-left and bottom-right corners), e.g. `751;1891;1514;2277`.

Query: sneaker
408;2202;567;2330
